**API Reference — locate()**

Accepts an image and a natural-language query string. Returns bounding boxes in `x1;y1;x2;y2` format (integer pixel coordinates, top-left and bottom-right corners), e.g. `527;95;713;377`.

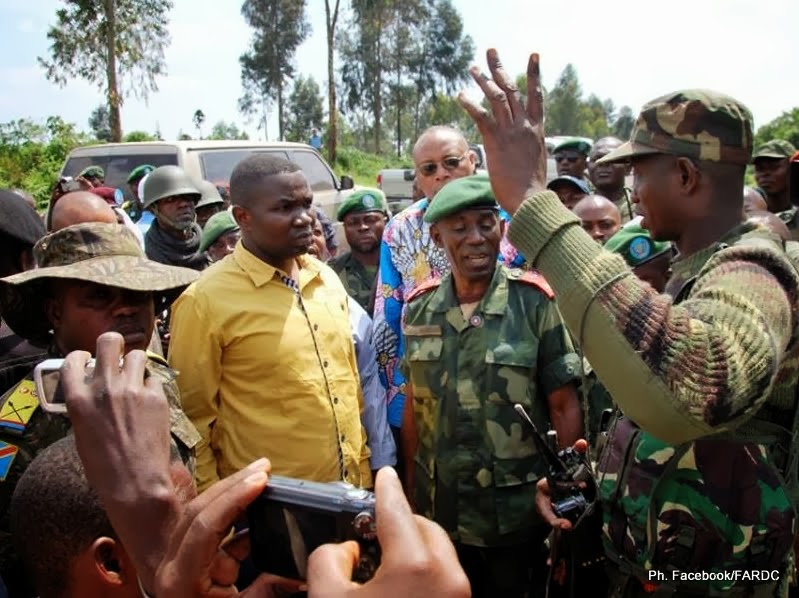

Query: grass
333;146;411;187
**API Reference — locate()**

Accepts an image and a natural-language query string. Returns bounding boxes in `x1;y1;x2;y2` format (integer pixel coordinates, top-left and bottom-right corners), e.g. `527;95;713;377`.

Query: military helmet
195;180;225;209
141;165;201;210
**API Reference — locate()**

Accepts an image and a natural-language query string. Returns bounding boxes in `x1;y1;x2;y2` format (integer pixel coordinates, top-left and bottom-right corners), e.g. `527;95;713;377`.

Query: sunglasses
417;153;468;177
554;153;582;164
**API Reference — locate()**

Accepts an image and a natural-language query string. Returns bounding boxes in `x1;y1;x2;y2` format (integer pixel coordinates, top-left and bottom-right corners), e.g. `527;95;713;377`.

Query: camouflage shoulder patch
0;379;40;435
406;277;442;304
0;439;18;481
509;269;554;299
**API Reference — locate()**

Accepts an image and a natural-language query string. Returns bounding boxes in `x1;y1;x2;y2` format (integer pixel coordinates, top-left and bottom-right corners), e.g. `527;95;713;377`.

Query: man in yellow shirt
169;154;371;493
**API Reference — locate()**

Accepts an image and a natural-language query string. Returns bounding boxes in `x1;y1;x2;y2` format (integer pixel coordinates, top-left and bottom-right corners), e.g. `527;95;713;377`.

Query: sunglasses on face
417;154;468;177
554;153;582;163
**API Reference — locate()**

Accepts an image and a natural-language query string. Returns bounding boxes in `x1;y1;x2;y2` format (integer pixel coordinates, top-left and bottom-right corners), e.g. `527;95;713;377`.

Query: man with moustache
329;188;389;317
142;166;209;271
372;125;526;456
0;222;200;596
588;136;635;222
753;140;798;239
169;154;372;493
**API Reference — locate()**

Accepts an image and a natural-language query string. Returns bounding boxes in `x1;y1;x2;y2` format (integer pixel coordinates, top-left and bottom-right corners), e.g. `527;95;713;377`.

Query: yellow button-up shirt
169;243;372;493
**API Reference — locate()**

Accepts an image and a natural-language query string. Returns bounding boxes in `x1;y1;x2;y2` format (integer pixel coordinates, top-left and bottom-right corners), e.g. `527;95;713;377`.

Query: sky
1;0;798;142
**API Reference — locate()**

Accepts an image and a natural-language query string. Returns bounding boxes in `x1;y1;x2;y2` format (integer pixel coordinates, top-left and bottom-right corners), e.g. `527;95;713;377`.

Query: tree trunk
261;95;269;140
277;80;285;141
325;0;340;164
105;0;122;142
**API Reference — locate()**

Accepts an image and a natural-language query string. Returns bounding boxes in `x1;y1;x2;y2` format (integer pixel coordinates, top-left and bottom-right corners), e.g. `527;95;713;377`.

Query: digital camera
247;475;380;583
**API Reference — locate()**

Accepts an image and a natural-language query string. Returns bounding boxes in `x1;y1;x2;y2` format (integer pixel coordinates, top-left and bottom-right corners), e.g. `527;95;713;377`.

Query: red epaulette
508;268;554;299
406;277;442;303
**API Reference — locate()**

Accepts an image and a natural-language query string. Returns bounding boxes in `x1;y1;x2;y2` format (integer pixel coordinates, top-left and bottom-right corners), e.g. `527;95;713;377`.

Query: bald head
50;192;118;231
743;186;768;216
411;125;475;201
574;194;622;245
747;210;791;242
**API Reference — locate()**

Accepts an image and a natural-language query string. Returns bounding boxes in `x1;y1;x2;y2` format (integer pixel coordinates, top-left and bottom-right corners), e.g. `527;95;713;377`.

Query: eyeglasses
554;153;582;164
417;153;469;177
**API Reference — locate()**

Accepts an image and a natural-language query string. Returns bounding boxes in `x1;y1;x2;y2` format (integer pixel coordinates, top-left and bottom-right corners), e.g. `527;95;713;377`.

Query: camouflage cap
597;90;753;166
79;165;105;180
423;173;498;224
336;188;389;221
752;140;797;161
0;222;199;344
553;138;592;156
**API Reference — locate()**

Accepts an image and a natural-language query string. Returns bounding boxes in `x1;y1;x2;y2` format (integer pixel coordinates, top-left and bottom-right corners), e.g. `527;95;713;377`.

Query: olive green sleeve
508;191;796;444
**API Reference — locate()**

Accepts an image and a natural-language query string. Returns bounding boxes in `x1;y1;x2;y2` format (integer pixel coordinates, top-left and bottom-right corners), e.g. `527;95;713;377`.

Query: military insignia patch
0;379;40;434
628;237;652;261
362;194;376;209
0;440;19;481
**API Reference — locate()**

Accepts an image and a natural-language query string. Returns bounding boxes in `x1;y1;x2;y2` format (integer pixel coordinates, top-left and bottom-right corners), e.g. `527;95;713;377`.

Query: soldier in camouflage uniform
589;137;635;223
0;222;201;597
460;52;799;597
400;174;583;598
753;140;798;240
329;189;389;317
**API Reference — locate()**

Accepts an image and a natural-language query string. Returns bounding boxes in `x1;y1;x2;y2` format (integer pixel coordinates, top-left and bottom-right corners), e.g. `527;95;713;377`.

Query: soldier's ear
91;537;135;587
430;223;443;248
44;295;63;330
498;218;506;237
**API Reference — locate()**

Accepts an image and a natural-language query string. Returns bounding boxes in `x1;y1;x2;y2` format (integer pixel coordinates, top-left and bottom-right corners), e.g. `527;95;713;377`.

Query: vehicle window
289;151;337;192
62;152;179;199
198;149;291;185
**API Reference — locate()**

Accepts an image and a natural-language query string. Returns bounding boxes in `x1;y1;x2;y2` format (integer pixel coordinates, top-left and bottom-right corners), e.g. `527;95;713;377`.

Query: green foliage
285;75;325;142
0;117;92;209
124;130;157;142
332;146;409;186
754;108;799;149
38;0;173;139
208;121;249;140
193;109;205;138
88;104;113;142
239;0;310;139
339;0;473;154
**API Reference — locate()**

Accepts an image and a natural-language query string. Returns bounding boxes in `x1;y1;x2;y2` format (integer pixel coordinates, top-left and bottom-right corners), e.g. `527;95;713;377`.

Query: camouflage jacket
328;252;378;317
595;223;799;592
0;352;200;585
401;265;581;548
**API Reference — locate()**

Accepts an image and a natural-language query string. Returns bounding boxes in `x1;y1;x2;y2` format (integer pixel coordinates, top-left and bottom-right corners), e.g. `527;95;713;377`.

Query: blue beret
547;175;591;194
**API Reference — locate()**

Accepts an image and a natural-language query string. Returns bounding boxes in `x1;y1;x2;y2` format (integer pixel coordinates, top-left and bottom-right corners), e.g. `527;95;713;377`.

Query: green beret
200;211;240;252
753;140;797;161
337;188;388;221
605;223;671;267
423;174;498;224
553;138;592;155
127;164;155;183
79;165;105;179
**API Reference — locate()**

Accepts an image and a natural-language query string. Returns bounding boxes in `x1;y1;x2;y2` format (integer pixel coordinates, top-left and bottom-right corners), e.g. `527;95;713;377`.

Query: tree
612;106;635;140
193;109;205;139
755;108;799;149
88;104;113;142
208;121;250;140
124;130;157;142
177;131;192;140
239;0;310;141
285;75;325;142
324;0;341;163
38;0;173;142
545;64;583;136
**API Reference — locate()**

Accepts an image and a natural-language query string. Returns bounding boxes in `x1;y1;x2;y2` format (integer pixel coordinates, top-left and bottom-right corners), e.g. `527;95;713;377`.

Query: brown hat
0;222;199;343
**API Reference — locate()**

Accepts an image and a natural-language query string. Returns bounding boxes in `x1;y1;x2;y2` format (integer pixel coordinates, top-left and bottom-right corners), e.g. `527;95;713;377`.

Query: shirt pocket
492;454;541;535
484;340;538;410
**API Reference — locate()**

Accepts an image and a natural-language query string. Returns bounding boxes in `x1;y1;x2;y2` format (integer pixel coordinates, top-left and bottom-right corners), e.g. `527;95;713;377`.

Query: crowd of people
1;48;799;598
